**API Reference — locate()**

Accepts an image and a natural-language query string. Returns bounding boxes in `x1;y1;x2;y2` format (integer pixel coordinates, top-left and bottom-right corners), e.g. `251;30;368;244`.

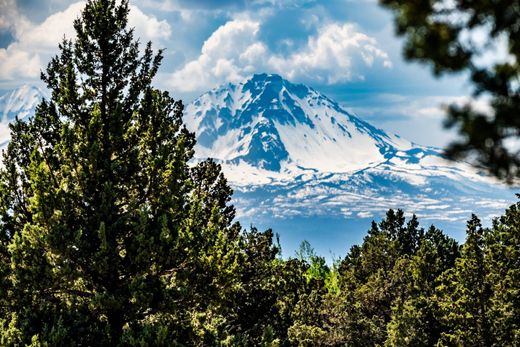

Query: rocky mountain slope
184;74;514;233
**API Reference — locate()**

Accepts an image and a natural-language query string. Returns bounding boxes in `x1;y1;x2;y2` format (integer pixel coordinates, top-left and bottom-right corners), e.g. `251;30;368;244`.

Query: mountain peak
250;72;283;82
185;74;411;176
244;73;311;99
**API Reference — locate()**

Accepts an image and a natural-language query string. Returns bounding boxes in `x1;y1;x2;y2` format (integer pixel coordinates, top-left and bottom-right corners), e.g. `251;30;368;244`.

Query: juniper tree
0;0;241;345
386;227;459;347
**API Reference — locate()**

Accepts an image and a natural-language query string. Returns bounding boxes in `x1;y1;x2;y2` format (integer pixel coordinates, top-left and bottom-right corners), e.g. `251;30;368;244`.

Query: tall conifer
437;215;491;346
0;0;241;344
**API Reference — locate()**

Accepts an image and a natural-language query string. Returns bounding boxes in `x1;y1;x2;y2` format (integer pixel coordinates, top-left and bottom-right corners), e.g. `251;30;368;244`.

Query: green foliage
485;199;520;345
380;0;520;181
0;0;253;344
436;215;491;346
296;240;330;284
1;0;519;345
386;228;459;346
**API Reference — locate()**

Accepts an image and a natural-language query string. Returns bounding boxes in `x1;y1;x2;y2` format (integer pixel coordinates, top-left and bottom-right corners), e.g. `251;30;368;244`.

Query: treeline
3;201;520;346
280;206;520;346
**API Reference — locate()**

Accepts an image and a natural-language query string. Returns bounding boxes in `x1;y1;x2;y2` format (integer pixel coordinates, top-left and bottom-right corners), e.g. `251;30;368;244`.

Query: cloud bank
0;1;171;81
169;18;392;92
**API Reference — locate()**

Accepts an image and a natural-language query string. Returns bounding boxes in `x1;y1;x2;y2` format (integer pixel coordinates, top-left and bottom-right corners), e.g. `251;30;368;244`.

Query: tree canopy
0;0;244;344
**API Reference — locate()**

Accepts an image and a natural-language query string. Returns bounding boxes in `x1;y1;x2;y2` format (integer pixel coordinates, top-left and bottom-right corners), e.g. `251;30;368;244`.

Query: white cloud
0;48;41;80
0;1;171;81
357;211;373;218
353;94;492;122
128;5;172;43
170;19;263;91
408;96;493;120
16;2;84;53
0;0;32;36
170;19;391;92
0;122;11;143
268;23;392;83
0;0;44;80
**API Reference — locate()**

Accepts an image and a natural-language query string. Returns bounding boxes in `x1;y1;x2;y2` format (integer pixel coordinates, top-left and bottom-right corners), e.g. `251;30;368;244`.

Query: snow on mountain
185;74;492;186
186;73;408;176
0;85;43;123
0;85;44;145
184;73;516;238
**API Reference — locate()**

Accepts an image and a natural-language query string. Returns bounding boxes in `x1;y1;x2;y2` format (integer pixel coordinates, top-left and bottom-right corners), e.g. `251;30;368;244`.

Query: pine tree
223;228;284;345
386;226;459;346
436;215;491;346
0;0;241;344
486;199;520;345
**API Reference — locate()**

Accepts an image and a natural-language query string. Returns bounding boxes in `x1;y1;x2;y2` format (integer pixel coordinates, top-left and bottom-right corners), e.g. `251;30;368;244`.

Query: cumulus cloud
269;23;392;83
169;18;391;92
0;0;32;36
0;48;41;80
128;5;172;43
170;19;263;91
0;1;171;81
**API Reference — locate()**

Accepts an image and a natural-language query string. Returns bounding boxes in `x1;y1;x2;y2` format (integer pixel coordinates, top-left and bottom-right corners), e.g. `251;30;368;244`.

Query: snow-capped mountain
0;78;515;256
186;73;411;177
186;74;492;186
185;73;515;253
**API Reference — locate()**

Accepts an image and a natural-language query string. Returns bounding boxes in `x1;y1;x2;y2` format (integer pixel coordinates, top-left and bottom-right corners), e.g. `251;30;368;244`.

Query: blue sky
0;0;476;147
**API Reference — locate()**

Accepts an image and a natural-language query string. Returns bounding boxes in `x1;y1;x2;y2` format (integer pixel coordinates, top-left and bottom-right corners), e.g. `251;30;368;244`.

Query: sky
0;0;478;147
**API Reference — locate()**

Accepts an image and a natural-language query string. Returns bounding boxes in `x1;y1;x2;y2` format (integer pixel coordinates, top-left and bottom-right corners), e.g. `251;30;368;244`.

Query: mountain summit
186;73;409;174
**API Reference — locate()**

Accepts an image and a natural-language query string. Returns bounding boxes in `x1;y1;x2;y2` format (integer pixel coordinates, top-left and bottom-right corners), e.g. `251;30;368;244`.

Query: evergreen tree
307;210;425;346
286;241;327;346
224;228;293;346
0;0;241;344
436;215;491;346
486;199;520;345
386;227;459;346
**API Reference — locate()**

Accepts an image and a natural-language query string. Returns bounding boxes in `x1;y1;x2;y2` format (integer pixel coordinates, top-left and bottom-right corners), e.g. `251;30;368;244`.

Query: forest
0;0;519;346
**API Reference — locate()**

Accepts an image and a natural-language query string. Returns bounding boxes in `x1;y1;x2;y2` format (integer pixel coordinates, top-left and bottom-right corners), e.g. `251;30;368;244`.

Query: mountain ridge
184;73;494;187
